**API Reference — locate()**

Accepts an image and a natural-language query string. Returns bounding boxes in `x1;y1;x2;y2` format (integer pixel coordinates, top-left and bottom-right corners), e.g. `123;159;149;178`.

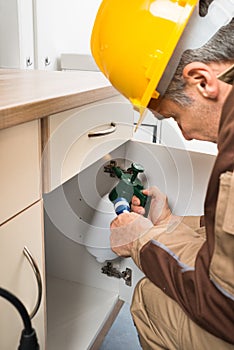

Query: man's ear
183;62;219;99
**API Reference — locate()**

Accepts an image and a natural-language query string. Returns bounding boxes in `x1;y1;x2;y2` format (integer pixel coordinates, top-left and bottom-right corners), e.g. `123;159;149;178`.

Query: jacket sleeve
131;216;204;271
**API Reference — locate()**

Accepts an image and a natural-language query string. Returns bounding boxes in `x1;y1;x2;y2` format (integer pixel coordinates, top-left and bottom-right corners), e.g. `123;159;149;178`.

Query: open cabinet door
112;139;216;302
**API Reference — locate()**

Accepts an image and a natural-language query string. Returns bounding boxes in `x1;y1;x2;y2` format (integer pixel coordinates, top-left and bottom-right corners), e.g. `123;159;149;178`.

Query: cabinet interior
44;140;215;349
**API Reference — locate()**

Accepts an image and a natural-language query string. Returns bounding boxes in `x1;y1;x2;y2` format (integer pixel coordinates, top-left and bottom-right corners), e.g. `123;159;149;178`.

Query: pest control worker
91;0;234;349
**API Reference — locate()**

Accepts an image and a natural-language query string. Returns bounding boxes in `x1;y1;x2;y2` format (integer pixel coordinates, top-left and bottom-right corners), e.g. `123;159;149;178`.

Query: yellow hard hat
91;0;233;129
91;0;197;113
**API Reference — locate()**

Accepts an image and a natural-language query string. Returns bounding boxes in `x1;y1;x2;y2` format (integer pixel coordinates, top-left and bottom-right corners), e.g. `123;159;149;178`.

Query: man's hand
110;212;153;257
131;186;172;225
110;186;174;257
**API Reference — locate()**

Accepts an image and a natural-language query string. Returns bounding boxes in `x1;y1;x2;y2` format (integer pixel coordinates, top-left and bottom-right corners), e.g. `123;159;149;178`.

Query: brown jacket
138;86;234;344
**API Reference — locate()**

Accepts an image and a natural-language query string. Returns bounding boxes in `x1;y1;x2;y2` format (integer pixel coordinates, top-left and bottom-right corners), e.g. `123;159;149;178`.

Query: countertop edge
0;85;118;130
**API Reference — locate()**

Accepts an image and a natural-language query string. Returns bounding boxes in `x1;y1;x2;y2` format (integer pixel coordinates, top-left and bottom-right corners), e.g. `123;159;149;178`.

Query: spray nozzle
130;162;144;183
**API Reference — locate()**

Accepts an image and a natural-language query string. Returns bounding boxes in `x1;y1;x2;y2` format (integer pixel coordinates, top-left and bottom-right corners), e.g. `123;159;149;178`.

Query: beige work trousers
130;173;234;349
131;277;234;350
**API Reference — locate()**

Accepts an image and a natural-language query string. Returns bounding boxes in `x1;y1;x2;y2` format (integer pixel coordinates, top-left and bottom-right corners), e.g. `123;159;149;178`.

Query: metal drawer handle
23;246;42;319
88;122;116;137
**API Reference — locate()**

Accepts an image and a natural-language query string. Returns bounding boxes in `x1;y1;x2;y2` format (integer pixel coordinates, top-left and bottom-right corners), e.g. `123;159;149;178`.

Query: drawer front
0;120;40;224
43;96;133;192
0;201;45;350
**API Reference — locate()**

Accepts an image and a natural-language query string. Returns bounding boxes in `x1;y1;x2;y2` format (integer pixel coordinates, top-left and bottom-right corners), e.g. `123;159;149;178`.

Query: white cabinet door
0;120;40;224
0;0;102;70
124;140;215;216
0;202;46;350
88;139;216;302
0;0;34;69
117;139;216;301
33;0;102;70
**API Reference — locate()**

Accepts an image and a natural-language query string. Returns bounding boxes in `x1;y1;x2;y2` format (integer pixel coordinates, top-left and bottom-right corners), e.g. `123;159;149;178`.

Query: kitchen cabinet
43;102;216;350
0;120;46;349
33;0;102;71
0;69;124;350
0;0;34;69
0;202;45;349
0;0;102;71
0;69;217;349
0;120;41;224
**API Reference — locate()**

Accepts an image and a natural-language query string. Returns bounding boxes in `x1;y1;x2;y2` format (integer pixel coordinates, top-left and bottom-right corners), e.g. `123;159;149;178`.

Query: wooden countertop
0;69;119;130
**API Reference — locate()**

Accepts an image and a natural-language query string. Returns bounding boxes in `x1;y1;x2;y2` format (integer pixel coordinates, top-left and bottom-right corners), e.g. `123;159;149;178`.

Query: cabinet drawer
0;120;40;224
43;96;133;192
0;201;45;350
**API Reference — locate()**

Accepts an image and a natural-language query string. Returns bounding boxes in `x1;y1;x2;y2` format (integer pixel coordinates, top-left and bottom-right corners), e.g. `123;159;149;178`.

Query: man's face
147;61;234;143
151;91;221;143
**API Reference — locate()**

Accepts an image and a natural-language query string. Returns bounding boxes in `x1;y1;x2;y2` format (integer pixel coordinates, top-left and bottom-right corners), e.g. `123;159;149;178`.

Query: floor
99;302;142;350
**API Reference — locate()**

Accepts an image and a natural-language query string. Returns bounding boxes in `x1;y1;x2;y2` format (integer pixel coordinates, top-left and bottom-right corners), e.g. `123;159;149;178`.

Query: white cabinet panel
0;202;46;350
34;0;103;70
0;0;34;69
125;140;216;216
0;0;102;70
0;120;40;224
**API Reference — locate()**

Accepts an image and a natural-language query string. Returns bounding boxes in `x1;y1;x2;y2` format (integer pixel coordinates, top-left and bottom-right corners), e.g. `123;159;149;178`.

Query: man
91;0;234;348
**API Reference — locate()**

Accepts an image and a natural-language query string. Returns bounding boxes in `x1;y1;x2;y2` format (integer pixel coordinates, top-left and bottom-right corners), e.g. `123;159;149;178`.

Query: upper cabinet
0;0;102;71
34;0;102;70
0;0;34;69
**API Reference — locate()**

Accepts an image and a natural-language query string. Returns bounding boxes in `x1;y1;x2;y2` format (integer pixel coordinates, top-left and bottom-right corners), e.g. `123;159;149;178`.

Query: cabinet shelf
47;275;119;350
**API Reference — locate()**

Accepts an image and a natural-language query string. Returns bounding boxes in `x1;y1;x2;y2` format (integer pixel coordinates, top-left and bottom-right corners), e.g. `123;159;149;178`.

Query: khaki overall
130;172;234;350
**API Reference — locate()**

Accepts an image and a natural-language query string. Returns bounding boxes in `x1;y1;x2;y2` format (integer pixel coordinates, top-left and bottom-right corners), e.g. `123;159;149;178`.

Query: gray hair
164;17;234;106
199;0;214;17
